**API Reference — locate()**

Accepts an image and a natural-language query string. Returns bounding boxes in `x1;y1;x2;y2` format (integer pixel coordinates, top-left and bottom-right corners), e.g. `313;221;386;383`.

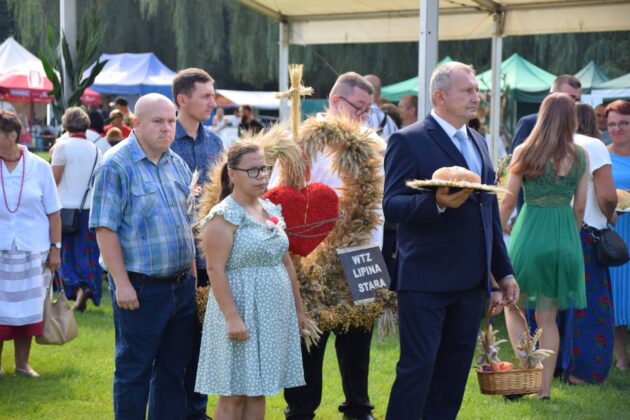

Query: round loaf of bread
432;166;481;184
617;189;630;210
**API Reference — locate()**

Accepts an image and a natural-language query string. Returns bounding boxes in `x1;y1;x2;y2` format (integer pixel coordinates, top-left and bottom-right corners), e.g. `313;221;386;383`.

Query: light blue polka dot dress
195;195;305;396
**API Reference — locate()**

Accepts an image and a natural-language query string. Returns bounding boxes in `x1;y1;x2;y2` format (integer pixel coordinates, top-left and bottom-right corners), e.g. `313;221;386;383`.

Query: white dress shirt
0;146;61;252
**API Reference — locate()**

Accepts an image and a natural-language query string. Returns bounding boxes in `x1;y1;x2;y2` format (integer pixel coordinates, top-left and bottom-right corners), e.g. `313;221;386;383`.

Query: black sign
337;244;391;305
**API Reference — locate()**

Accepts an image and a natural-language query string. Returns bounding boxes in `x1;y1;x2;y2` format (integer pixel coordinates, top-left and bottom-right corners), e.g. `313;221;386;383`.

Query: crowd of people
0;60;629;420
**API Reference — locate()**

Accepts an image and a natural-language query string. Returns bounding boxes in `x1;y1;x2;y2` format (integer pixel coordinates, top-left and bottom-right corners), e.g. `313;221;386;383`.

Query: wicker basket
476;301;542;396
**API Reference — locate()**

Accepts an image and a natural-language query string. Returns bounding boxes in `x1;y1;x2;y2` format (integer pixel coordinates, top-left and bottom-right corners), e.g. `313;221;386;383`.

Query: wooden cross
276;64;314;140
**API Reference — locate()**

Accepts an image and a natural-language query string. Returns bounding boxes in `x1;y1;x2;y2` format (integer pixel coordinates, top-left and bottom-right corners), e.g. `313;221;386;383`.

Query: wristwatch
51;242;62;249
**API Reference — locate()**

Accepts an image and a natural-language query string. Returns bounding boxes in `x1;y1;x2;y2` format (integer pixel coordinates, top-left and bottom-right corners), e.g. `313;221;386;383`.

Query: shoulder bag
60;148;99;234
593;226;630;267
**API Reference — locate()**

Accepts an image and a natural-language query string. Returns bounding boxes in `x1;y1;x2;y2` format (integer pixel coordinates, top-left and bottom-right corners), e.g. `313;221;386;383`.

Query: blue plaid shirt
171;121;223;185
89;132;195;277
171;121;223;270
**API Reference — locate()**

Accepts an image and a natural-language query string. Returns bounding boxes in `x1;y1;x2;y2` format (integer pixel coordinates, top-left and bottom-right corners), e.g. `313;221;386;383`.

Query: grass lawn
1;286;629;419
33;151;51;163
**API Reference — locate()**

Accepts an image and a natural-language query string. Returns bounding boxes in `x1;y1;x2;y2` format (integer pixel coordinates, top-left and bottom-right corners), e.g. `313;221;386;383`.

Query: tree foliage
3;1;630;99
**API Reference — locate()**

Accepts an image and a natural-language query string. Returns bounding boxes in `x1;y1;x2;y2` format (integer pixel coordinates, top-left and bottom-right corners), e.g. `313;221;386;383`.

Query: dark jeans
185;269;209;419
109;273;196;420
284;326;374;419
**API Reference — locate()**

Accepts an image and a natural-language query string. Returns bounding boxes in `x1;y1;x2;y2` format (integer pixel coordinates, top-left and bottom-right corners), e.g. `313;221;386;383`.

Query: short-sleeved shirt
171;121;223;185
171;121;224;270
238;119;264;137
0;146;61;252
574;134;612;229
366;102;398;140
51;137;101;209
89;132;195;277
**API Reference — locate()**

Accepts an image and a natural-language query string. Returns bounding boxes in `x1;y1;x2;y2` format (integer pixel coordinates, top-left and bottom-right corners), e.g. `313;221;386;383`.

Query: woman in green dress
196;142;306;420
500;93;589;399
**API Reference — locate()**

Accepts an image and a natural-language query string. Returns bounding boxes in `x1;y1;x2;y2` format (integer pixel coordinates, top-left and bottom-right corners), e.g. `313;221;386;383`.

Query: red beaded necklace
0;147;25;213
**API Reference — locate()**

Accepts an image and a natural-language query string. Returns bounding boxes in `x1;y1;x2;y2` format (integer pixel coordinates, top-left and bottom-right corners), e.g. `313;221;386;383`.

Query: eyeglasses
607;121;630;130
339;97;373;117
230;165;272;178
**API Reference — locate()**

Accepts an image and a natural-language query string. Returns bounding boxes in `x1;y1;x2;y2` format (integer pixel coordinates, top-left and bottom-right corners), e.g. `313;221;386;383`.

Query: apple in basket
498;361;513;371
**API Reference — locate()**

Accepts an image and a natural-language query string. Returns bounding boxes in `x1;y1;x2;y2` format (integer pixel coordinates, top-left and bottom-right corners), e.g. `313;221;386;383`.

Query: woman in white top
567;103;618;384
0;110;61;378
51;107;102;313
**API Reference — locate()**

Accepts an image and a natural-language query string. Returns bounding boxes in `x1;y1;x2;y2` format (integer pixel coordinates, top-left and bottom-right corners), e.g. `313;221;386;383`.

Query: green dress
195;196;305;396
508;147;587;310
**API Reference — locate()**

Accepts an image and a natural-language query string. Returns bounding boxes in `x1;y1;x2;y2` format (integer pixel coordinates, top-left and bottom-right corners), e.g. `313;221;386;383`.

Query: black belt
582;222;602;233
127;270;189;283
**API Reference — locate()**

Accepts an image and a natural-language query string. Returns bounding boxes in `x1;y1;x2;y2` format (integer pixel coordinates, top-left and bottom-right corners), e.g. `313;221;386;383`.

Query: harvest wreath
194;117;397;337
296;115;396;335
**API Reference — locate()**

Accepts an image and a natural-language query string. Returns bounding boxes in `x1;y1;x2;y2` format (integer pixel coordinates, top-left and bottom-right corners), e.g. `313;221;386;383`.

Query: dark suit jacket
511;113;537;152
383;115;513;292
511;113;537;209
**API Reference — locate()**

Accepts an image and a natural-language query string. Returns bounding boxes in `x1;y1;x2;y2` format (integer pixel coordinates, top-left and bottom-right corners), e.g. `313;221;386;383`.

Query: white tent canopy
239;0;630;44
216;89;280;110
0;36;40;72
238;0;630;163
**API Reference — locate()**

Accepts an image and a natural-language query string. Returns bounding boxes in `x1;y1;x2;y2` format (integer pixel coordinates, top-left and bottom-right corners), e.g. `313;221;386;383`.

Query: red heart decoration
264;182;339;257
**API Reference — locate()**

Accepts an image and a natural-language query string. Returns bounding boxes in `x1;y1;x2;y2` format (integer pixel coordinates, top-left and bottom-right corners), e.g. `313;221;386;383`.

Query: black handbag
60;149;99;234
594;227;630;267
60;208;81;234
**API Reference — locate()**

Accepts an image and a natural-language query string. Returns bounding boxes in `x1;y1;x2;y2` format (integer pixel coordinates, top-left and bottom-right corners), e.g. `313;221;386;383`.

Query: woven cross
275;64;314;140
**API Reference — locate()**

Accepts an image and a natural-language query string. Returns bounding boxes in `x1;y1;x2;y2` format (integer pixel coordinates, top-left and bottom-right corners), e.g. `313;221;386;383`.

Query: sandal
72;288;92;313
15;367;40;378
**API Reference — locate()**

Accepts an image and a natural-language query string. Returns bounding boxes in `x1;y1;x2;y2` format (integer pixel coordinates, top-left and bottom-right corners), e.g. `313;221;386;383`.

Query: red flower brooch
266;216;282;231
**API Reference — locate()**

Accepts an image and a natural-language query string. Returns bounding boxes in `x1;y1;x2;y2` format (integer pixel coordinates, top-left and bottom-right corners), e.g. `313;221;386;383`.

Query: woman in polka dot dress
195;142;306;419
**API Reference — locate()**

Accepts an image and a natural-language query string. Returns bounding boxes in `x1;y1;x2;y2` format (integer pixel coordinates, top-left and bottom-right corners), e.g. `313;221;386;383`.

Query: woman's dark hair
576;103;600;138
219;142;261;200
88;109;105;133
0;110;23;142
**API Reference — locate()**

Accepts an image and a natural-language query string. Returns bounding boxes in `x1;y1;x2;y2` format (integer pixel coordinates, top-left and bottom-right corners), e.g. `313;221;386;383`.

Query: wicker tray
476;301;542;396
406;179;507;194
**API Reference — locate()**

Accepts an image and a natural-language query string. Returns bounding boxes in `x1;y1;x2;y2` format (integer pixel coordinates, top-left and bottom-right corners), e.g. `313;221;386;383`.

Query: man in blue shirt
171;68;223;420
90;93;196;420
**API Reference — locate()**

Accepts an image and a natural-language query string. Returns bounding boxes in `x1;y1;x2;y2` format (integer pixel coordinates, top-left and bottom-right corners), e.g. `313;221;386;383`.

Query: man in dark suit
510;75;582;211
384;62;519;420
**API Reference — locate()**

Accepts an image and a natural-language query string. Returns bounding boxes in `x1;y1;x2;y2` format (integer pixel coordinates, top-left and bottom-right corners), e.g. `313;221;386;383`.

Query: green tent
380;56;453;102
575;61;608;92
476;53;556;103
591;72;630;100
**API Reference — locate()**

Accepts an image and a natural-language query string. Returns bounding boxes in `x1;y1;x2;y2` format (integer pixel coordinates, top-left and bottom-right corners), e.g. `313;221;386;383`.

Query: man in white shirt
363;74;398;141
283;72;382;420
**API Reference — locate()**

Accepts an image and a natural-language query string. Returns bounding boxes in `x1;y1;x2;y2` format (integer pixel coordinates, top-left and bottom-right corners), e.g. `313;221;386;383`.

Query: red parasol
0;61;101;105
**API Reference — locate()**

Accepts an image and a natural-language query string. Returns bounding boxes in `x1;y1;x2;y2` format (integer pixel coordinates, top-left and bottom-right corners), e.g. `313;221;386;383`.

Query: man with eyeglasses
282;72;384;420
510;74;583;212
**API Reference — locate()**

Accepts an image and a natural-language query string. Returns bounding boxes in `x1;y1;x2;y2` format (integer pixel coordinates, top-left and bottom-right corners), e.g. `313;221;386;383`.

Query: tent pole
278;21;290;122
490;10;504;167
418;0;439;119
60;0;77;109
